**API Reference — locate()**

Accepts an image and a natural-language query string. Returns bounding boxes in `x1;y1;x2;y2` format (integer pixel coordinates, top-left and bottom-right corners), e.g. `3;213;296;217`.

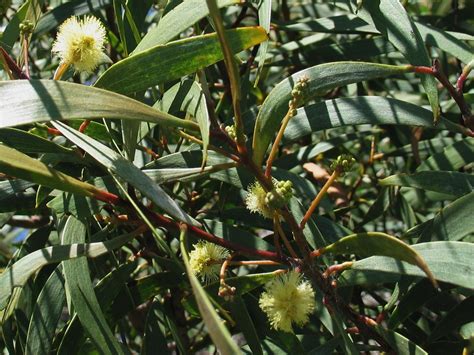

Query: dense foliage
0;0;473;354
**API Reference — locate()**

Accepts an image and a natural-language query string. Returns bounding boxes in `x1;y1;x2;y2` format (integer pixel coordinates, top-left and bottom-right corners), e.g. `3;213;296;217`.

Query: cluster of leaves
0;0;473;354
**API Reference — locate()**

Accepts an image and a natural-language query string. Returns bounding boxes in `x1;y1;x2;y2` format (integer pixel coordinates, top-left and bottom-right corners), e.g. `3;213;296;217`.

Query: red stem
150;212;283;262
0;47;28;79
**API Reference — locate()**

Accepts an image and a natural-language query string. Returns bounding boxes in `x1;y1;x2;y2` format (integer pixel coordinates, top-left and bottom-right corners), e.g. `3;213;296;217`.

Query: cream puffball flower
245;181;273;219
259;271;316;333
189;241;230;283
52;16;107;73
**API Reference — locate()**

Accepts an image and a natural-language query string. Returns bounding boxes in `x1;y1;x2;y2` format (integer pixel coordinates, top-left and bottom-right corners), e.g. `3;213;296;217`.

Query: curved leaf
429;296;474;342
417;139;474;172
283;97;468;143
252;62;412;165
0;144;109;200
356;0;440;121
60;216;123;354
52;121;196;226
340;241;474;290
0;80;198;131
0;229;137;310
322;232;436;286
25;267;65;355
419;191;474;242
133;0;238;53
157;79;210;165
34;0;112;36
0;128;72;154
180;228;240;355
95;27;267;95
379;171;474;197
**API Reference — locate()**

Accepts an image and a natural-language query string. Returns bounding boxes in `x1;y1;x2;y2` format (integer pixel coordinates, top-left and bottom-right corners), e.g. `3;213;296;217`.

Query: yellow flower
189;241;229;283
259;271;316;333
245;181;273;219
245;179;293;218
52;16;107;73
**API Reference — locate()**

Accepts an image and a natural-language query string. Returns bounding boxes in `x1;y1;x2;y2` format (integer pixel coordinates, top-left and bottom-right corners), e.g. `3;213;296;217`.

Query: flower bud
330;154;356;176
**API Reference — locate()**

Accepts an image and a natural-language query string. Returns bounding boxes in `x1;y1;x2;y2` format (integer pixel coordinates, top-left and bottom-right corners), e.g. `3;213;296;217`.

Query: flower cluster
288;75;310;117
224;125;237;141
189;241;229;283
245;179;293;218
265;180;293;209
52;16;107;73
259;271;316;333
330;154;356;176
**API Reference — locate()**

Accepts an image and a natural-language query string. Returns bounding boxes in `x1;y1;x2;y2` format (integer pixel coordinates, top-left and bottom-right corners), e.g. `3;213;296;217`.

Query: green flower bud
330;154;356;176
19;20;34;36
224;125;237;141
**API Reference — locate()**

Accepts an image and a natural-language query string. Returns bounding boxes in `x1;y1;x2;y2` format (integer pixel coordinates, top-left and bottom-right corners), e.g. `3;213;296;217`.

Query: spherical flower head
52;16;107;73
245;181;274;219
259;271;316;333
189;241;230;283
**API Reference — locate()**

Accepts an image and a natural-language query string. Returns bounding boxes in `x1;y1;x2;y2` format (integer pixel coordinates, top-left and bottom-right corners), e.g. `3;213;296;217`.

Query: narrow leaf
380;171;474;197
180;227;240;355
419;191;474;242
323;232;436;287
158;79;210;165
0;228;137;310
52;121;196;225
60;216;124;354
95;27;267;95
340;241;474;290
356;0;440;121
252;62;413;165
25;267;65;355
283;97;468;143
0;144;110;201
0;80;198;131
133;0;238;53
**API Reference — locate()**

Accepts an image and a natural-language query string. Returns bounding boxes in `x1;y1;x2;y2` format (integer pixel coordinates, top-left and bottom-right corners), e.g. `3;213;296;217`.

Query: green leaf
356;0;440;121
387;279;439;330
419;191;474;242
52;121;196;225
379;171;474;198
228;296;263;355
377;327;428;355
179;227;240;355
133;0;238;53
252;62;413;165
322;232;436;287
157;79;210;165
283;97;468;143
279;14;474;63
340;241;474;290
95;27;267;95
58;262;138;354
0;144;109;200
417;139;474;172
0;80;198;131
0;227;137;310
60;216;124;354
0;128;72;154
25;267;65;355
254;0;272;85
141;302;171;355
34;0;112;36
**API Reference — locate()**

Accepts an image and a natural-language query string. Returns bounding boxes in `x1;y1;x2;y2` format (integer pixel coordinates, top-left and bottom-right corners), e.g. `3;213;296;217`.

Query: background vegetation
0;0;473;354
